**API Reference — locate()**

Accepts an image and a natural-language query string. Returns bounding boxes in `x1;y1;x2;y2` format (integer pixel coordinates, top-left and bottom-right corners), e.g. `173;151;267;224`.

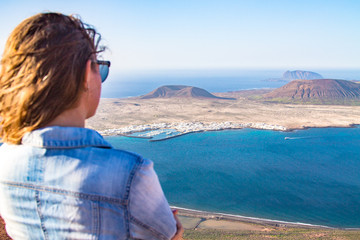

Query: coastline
172;206;357;230
87;97;360;135
99;121;288;137
170;206;360;240
99;121;359;141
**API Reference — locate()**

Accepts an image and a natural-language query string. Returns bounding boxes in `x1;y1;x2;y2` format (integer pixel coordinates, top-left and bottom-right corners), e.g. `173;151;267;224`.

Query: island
87;84;360;136
265;70;324;82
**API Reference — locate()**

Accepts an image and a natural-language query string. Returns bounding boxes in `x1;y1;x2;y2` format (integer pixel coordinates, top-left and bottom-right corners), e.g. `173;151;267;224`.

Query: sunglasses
93;60;111;82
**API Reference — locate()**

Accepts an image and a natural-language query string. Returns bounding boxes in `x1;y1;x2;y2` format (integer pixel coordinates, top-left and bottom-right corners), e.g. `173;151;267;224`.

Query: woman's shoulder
87;145;154;175
91;143;146;163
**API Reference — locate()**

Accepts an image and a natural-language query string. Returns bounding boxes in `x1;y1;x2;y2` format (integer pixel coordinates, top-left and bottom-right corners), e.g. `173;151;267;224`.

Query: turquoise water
105;127;360;228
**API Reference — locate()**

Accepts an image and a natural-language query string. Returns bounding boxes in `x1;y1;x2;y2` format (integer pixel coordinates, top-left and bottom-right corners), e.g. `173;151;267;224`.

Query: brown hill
140;85;234;100
265;79;360;103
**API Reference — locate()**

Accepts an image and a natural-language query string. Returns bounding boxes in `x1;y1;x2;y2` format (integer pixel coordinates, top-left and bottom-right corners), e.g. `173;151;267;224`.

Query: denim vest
0;127;176;239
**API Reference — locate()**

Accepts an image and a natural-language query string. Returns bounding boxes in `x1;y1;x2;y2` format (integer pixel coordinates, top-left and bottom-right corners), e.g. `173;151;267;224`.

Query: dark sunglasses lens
99;64;109;83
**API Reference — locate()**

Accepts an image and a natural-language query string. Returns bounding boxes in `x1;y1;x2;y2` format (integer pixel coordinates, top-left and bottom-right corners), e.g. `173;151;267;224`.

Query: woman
0;12;183;239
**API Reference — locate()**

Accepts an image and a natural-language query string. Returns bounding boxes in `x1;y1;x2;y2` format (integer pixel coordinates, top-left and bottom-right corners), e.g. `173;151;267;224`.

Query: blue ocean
106;126;360;228
102;69;360;228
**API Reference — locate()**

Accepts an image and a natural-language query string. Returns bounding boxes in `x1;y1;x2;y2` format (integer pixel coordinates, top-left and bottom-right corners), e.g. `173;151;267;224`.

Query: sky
0;0;360;75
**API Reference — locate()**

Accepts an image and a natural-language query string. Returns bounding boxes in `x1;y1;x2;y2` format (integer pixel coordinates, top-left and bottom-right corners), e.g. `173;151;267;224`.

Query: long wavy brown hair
0;12;103;144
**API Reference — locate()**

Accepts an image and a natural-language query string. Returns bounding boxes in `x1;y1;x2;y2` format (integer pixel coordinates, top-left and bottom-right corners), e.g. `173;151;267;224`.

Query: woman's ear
83;60;92;91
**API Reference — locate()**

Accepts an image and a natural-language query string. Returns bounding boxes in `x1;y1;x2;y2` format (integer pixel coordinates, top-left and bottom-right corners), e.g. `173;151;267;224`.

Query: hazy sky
0;0;359;74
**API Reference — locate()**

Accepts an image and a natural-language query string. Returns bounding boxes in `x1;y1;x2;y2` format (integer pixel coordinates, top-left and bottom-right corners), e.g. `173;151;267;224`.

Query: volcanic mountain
140;85;234;100
265;79;360;103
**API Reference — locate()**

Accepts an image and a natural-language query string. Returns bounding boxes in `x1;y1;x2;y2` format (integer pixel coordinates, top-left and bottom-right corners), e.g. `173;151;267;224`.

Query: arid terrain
86;90;360;132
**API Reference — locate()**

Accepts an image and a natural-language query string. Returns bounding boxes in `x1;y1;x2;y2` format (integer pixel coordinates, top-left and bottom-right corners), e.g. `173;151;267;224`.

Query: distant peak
283;70;323;80
139;85;234;100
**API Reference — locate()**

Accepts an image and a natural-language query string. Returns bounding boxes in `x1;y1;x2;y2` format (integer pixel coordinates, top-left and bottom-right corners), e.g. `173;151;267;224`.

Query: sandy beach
174;208;360;239
174;207;334;229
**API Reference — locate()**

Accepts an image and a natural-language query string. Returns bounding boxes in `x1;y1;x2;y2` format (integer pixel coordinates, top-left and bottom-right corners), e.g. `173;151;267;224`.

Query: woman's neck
45;106;87;128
